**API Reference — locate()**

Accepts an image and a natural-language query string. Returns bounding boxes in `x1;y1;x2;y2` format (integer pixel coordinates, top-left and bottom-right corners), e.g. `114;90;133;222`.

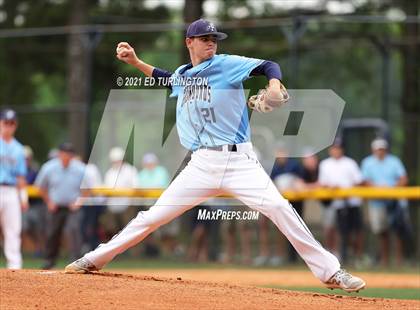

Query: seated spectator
361;138;412;266
318;139;364;264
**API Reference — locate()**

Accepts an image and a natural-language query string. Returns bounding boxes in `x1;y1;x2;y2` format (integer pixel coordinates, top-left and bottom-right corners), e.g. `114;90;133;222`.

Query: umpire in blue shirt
35;142;86;269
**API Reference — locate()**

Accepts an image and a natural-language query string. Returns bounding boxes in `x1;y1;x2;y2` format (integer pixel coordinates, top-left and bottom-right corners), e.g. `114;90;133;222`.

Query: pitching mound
123;269;420;289
0;270;418;310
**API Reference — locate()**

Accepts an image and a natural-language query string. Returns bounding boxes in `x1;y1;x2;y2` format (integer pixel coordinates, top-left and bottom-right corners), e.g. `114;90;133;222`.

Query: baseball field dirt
1;270;419;309
122;269;420;288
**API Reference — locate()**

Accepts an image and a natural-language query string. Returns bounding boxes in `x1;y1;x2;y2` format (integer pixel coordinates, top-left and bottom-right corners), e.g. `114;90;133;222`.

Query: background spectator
48;148;58;160
255;143;304;266
361;138;412;266
24;146;38;184
137;152;179;257
187;205;212;263
81;162;105;252
137;153;170;188
35;142;86;269
318;139;364;264
21;145;46;258
103;147;138;236
219;204;252;265
301;152;320;188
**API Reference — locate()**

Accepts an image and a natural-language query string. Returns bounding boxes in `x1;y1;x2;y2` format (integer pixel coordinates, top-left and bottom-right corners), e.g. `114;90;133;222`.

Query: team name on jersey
182;84;211;106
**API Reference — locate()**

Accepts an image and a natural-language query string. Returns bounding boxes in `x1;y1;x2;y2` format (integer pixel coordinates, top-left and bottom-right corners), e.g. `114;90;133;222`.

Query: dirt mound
122;269;420;289
0;270;418;310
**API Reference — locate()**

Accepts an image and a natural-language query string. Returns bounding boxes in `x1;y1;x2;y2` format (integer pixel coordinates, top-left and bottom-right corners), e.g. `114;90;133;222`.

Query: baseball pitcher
66;19;365;292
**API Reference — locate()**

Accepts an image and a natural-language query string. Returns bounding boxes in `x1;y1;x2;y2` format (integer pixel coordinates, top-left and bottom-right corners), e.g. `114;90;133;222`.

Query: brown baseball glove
248;83;290;113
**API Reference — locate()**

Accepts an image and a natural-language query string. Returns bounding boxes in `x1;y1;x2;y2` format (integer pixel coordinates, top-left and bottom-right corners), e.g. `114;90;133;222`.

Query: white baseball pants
85;143;340;282
0;186;22;269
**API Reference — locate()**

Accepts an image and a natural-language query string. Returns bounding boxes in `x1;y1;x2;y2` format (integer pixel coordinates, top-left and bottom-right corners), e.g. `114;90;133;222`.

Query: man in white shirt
318;139;364;264
104;147;138;233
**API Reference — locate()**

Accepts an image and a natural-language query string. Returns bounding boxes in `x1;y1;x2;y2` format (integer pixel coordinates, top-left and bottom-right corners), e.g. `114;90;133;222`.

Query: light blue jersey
361;154;406;187
170;54;264;150
0;138;26;185
361;154;407;208
35;158;86;206
137;166;170;188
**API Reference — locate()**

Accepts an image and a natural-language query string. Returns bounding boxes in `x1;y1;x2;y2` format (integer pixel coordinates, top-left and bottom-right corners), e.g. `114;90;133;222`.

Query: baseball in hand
116;42;140;66
117;47;128;57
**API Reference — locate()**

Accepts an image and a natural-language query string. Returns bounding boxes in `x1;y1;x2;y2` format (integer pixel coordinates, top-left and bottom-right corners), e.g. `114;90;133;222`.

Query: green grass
264;286;420;301
0;257;243;270
1;256;419;273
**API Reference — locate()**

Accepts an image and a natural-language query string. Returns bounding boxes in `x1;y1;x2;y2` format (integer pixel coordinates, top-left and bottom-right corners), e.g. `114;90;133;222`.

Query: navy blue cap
0;109;18;121
186;19;228;40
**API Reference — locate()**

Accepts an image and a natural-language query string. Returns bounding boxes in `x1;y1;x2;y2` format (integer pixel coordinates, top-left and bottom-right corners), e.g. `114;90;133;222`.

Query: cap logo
207;23;216;32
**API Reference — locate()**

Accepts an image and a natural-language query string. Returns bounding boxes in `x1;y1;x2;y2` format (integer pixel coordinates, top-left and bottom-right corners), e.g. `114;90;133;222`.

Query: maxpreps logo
197;208;260;221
